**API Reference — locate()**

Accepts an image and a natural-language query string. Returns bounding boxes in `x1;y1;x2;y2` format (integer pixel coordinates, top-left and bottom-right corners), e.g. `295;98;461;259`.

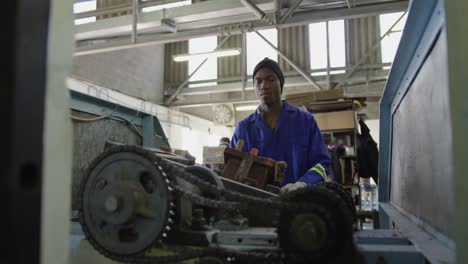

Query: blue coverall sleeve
297;118;331;185
230;124;241;149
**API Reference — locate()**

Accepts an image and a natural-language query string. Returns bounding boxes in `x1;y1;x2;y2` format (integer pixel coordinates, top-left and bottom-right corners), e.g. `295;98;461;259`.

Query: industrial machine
75;0;466;263
78;144;361;263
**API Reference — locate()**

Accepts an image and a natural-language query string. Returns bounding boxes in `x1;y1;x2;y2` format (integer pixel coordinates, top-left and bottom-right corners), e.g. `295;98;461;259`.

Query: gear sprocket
77;145;362;263
277;185;360;264
316;181;357;221
78;145;176;257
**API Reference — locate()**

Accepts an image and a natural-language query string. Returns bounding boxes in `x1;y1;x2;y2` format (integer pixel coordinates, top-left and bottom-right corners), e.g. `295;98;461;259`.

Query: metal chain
81;146;336;264
159;158;308;211
174;185;241;210
115;248;285;264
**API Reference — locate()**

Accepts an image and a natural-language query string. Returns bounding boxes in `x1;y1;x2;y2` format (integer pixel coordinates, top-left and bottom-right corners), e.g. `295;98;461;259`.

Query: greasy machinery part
79;145;359;263
317;181;357;221
197;256;227;264
79;145;174;256
184;165;225;199
277;186;364;264
183;165;226;227
222;147;283;190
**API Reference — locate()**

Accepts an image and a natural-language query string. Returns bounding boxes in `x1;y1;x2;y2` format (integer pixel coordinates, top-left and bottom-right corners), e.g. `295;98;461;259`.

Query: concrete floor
70;222;120;264
71;239;121;264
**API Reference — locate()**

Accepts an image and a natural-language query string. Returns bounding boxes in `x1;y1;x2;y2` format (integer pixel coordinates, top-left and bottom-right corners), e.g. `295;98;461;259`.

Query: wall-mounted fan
212;104;234;126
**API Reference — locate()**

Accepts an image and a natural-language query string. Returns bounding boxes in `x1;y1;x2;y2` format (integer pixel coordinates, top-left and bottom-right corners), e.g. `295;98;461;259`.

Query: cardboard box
203;146;226;164
313;110;356;131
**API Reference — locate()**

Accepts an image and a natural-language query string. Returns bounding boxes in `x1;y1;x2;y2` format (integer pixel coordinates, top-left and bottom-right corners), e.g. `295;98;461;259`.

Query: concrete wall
71;44;165;103
178;105;216;122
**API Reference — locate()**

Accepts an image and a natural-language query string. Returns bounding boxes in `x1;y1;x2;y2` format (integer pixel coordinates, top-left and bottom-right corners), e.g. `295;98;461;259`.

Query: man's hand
280;181;307;194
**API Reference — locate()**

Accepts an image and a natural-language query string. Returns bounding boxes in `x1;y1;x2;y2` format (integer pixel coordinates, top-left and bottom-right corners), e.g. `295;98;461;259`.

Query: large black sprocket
78;145;176;257
78;145;365;263
277;184;364;264
316;181;357;221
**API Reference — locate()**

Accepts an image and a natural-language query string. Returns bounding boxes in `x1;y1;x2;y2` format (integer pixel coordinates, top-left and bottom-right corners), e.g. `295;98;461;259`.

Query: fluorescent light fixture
75;17;96;25
174;49;241;62
74;0;96;25
142;0;191;13
235;105;258;111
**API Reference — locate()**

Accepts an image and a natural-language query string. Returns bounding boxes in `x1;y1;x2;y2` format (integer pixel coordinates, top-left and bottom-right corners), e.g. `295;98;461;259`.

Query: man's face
254;67;282;106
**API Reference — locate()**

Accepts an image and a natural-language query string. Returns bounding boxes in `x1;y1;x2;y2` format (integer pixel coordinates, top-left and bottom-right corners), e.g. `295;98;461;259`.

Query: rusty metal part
79;145;359;264
222;147;285;190
288;214;329;253
79;145;174;256
277;185;361;264
317;181;357;220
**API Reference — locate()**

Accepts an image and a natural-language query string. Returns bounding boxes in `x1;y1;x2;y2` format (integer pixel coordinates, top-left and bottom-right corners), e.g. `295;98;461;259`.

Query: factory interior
3;0;467;263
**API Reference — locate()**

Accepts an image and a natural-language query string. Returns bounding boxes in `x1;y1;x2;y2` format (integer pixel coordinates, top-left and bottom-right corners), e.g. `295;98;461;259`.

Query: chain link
174;185;241;210
80;146;347;264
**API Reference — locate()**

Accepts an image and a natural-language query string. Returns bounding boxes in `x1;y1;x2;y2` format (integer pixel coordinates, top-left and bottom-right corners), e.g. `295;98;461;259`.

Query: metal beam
75;0;184;19
166;69;390;96
173;98;260;108
160;18;177;33
131;0;139;43
274;0;281;24
241;32;247;100
75;0;272;40
325;21;331;89
334;11;406;89
240;0;274;25
176;63;390;86
279;0;304;24
343;80;387;98
74;1;409;55
254;30;322;90
169;81;386;107
287;1;407;26
164;35;231;105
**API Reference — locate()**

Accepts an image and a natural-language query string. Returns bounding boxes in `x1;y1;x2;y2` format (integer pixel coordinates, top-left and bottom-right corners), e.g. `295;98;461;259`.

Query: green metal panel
445;1;468;263
378;0;463;262
70;90;170;149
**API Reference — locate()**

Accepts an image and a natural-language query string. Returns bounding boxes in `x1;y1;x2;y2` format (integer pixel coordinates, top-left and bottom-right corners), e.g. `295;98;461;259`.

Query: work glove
280;181;307;195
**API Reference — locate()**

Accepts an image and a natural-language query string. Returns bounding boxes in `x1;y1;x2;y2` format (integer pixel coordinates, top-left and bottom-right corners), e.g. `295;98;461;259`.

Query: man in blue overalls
230;58;331;194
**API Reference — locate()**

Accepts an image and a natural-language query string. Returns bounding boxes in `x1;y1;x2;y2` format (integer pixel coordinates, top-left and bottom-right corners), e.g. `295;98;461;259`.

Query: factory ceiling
73;0;409;121
75;0;408;55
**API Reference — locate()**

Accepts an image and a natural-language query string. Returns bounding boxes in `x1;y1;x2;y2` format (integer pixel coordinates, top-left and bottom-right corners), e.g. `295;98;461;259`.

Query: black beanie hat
253;58;285;93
